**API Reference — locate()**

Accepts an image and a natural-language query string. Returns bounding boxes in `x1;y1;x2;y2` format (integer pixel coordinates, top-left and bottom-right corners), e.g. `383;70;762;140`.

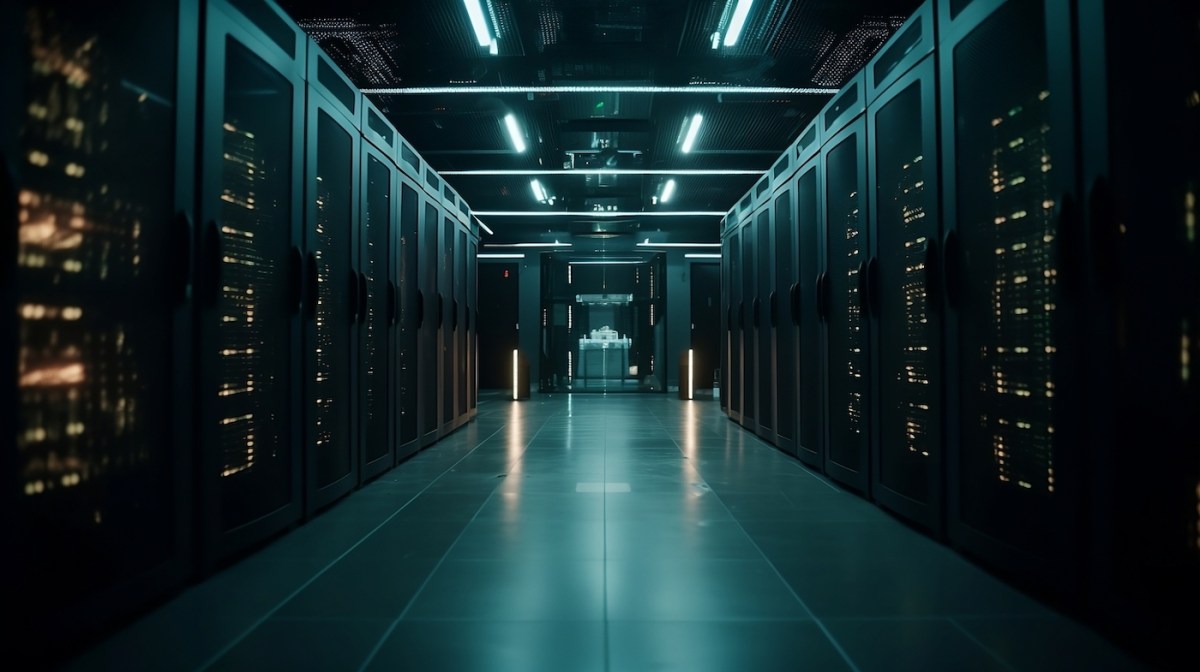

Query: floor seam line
194;423;508;672
947;617;1020;672
648;403;863;672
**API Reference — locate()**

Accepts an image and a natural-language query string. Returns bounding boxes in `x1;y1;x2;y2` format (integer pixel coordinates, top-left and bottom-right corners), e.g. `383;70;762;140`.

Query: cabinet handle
789;282;800;325
201;221;222;306
171;211;192;306
942;230;961;311
0;153;15;292
923;237;941;315
387;280;397;326
288;245;303;314
415;290;425;328
358;271;369;324
305;251;318;319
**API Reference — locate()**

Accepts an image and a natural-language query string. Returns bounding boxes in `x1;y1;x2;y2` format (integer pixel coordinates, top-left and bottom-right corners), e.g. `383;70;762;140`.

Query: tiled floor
65;393;1148;671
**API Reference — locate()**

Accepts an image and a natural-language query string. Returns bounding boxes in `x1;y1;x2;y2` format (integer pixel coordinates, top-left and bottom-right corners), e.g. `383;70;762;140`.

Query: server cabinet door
196;0;304;569
1078;1;1200;653
440;215;454;432
822;118;870;493
5;0;196;650
359;149;393;481
727;233;742;422
740;221;757;426
719;235;730;412
467;236;478;416
795;161;824;469
418;200;440;445
868;57;943;533
396;180;420;456
773;188;798;453
755;208;776;442
456;227;468;421
303;94;358;515
940;0;1084;589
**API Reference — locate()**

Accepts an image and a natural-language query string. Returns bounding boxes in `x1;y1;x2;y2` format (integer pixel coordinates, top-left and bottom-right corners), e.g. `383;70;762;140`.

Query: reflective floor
67;393;1146;671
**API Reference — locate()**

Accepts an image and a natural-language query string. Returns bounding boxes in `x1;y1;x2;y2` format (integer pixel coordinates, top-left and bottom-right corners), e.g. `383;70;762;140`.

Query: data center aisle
66;394;1145;672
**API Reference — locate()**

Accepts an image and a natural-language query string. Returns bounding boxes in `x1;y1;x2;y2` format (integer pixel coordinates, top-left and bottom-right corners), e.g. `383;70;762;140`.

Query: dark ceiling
277;0;920;250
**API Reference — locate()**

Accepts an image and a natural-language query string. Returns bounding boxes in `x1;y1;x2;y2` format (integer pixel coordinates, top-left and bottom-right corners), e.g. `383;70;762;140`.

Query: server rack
865;2;944;533
820;73;871;494
418;172;442;446
752;175;776;443
793;124;825;470
196;0;305;570
738;196;757;428
396;141;422;457
438;199;455;434
1073;0;1200;658
938;0;1086;591
770;151;799;454
302;42;360;516
358;100;398;482
4;0;198;650
465;220;479;419
719;214;734;414
723;214;740;421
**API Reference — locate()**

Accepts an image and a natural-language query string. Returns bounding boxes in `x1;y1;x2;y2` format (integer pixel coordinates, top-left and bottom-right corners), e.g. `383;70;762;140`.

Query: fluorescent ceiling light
463;0;492;47
660;179;677;204
681;114;703;153
474;216;494;235
568;260;644;265
724;0;755;47
711;31;721;49
636;240;721;248
478;253;526;259
489;38;499;55
362;85;838;95
685;253;722;259
439;169;765;176
531;179;547;203
503;113;526;153
485;241;572;248
474;211;725;217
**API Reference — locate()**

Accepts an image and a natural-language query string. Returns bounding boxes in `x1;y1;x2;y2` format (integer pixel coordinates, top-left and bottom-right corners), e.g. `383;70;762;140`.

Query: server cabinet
418;194;441;445
455;224;468;423
719;222;733;414
358;144;395;481
739;208;757;428
821;74;870;493
360;101;399;478
753;176;776;443
939;0;1085;590
439;210;454;432
1075;0;1199;658
302;44;360;515
196;0;304;569
726;220;743;423
466;230;478;418
771;154;798;454
4;0;197;651
793;127;825;470
866;30;943;532
395;148;421;457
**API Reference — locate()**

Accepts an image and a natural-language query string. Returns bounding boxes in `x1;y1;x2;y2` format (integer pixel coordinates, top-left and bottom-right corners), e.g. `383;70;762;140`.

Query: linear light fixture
512;349;519;400
478;253;526;259
724;0;755;47
688;348;694;400
440;169;765;176
474;210;725;217
685;253;722;259
568;260;645;265
681;114;703;153
637;240;721;248
463;0;492;47
660;179;677;204
503;113;526;152
474;216;494;235
531;179;548;203
362;85;838;95
485;241;572;248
